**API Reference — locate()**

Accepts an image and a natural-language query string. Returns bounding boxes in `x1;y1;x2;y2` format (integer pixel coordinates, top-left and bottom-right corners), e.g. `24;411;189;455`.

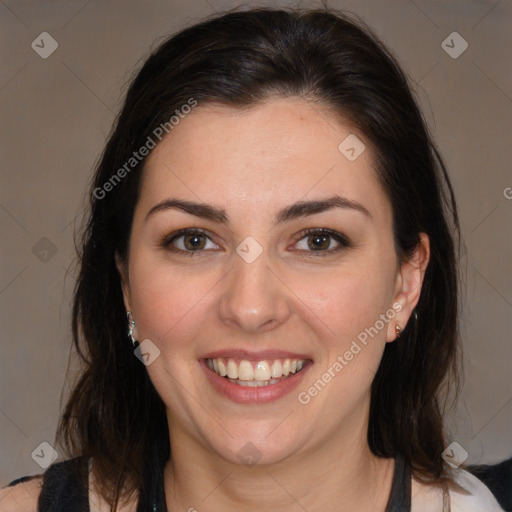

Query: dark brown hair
56;6;461;509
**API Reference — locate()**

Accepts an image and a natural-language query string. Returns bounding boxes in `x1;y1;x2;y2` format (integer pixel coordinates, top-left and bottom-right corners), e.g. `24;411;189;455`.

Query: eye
293;228;351;255
163;228;219;255
162;227;351;257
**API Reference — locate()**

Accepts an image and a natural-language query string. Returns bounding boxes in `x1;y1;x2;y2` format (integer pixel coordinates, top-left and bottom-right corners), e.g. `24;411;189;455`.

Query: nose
218;248;291;334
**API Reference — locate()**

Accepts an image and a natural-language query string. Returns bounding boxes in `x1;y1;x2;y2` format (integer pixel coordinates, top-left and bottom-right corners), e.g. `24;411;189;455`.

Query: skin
116;96;430;511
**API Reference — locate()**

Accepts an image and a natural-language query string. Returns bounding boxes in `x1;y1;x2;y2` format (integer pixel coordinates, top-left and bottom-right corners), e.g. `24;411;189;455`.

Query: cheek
127;255;219;349
292;262;395;343
296;275;392;423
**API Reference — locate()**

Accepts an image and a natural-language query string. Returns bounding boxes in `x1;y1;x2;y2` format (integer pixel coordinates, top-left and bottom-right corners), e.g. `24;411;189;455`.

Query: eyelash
162;228;351;258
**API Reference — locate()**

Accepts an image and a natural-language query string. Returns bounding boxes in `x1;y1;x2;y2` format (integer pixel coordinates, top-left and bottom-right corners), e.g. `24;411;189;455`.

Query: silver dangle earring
127;311;139;348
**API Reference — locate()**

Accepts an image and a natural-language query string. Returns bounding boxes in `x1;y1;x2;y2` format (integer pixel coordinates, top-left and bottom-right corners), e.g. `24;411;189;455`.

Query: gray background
1;0;511;485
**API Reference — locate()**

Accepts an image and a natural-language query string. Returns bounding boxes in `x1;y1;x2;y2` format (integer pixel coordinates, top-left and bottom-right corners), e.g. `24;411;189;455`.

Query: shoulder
0;476;43;512
450;469;505;511
411;469;505;512
0;456;90;512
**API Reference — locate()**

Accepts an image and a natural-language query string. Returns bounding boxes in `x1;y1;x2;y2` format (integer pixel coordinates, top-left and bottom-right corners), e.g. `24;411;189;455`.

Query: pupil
309;234;329;250
185;233;204;250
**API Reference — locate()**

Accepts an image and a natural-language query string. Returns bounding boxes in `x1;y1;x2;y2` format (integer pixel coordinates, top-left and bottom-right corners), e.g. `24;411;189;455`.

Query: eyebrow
144;195;372;225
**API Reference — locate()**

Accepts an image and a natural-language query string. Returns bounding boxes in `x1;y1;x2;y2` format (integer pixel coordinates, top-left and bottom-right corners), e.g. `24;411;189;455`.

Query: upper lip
201;349;312;362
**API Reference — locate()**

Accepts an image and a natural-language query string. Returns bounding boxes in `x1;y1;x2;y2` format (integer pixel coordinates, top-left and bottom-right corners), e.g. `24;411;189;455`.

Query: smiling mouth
205;357;310;387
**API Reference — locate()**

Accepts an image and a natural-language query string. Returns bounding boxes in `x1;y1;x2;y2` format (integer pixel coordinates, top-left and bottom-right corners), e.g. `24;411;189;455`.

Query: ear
115;251;132;313
386;233;430;342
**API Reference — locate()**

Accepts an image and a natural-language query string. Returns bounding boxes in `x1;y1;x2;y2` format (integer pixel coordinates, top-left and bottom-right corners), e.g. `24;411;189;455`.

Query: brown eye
294;228;351;255
307;233;331;251
183;232;207;250
164;229;219;254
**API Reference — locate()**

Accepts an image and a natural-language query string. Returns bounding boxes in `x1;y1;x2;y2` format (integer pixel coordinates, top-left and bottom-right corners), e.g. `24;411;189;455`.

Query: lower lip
200;359;312;404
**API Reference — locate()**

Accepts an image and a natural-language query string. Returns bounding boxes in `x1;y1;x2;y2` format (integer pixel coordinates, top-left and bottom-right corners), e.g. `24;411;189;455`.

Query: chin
205;428;303;468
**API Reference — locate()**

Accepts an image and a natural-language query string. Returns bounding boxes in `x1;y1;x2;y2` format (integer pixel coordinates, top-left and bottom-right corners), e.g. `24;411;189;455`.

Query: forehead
138;97;390;227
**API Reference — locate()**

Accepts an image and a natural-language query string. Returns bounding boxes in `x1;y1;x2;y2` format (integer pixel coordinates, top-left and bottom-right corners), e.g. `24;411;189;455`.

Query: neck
163;419;395;511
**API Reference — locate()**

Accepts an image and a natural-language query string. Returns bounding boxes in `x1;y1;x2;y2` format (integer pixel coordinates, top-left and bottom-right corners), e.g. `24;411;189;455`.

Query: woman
1;6;504;511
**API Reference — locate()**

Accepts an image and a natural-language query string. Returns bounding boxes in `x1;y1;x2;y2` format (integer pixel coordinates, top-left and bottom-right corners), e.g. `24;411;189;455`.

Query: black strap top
7;455;411;511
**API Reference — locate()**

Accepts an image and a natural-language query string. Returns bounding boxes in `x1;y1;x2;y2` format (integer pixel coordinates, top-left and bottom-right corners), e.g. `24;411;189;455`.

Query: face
117;97;426;467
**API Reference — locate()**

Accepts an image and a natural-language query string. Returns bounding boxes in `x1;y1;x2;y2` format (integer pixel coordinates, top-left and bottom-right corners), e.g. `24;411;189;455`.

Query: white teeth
207;357;307;381
229;377;282;387
271;360;283;378
254;361;270;381
238;360;254;381
218;359;227;377
227;359;238;379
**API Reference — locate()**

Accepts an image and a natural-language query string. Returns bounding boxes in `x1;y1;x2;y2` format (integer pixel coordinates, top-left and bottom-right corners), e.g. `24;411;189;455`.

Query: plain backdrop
1;0;511;485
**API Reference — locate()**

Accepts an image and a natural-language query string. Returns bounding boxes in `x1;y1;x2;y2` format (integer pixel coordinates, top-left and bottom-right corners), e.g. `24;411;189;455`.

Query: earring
395;324;402;338
127;311;139;348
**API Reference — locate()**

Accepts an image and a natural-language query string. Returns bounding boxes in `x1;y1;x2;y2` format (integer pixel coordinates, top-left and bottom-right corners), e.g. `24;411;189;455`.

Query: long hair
56;6;461;508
